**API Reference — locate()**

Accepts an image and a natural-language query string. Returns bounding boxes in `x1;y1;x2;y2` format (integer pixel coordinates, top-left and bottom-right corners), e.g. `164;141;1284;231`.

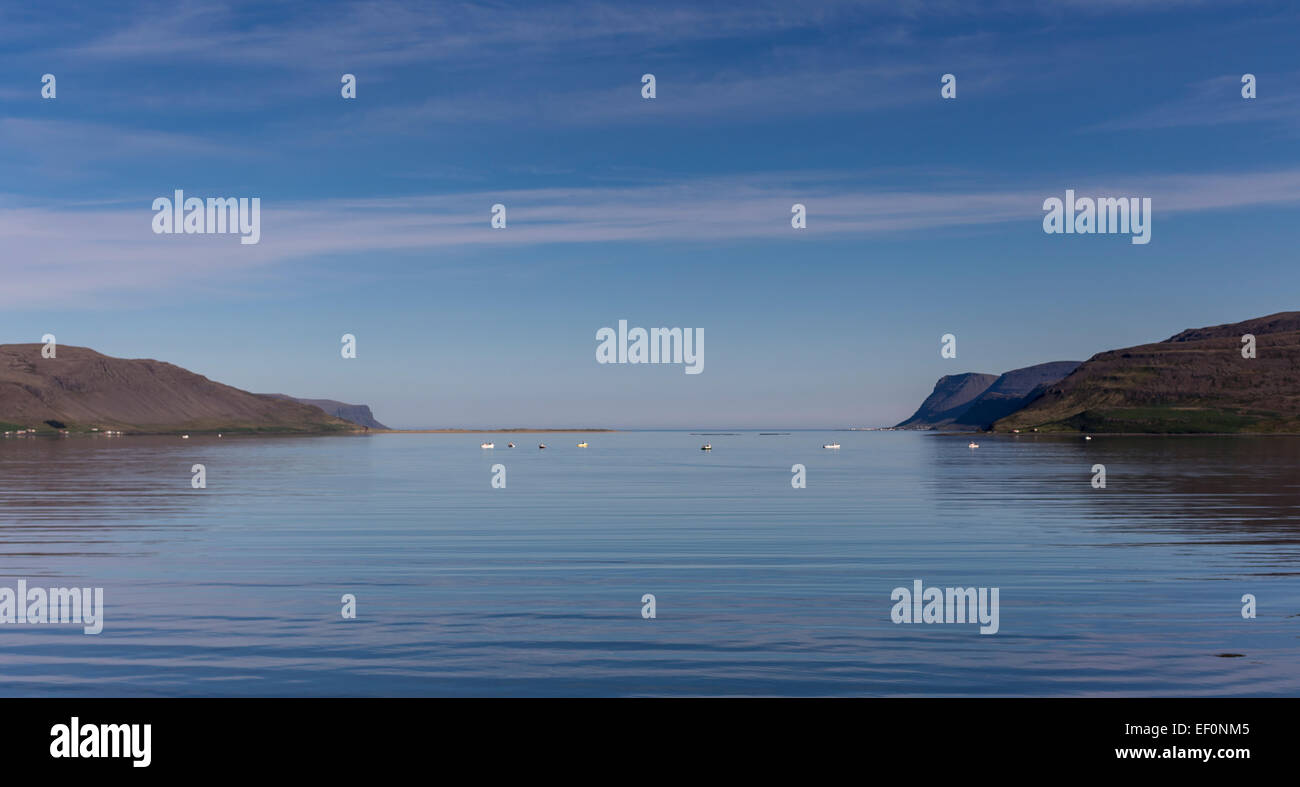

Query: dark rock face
265;395;390;430
895;373;997;429
323;403;387;431
949;361;1081;429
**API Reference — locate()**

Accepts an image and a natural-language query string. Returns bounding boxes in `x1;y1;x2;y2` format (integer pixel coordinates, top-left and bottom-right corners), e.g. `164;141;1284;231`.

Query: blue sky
2;0;1299;428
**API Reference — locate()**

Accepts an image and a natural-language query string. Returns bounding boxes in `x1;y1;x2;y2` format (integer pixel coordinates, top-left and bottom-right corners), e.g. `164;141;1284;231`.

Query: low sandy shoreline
376;428;616;434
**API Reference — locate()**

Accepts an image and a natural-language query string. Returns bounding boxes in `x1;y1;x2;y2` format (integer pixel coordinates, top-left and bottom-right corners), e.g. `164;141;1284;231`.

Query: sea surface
0;430;1296;696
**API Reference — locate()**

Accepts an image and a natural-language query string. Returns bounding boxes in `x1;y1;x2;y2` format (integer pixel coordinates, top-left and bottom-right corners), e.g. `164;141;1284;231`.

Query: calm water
0;431;1296;696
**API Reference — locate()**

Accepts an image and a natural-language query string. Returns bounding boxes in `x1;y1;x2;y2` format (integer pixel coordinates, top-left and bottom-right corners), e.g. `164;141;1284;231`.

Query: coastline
923;430;1300;437
3;427;616;437
377;428;616;434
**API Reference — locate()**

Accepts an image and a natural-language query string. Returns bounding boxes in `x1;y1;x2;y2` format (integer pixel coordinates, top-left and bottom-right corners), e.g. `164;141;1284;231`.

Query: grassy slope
994;319;1300;433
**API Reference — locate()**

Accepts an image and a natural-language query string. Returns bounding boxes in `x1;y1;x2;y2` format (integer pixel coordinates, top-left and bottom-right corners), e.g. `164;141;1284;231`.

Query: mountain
264;395;389;430
895;372;997;429
993;312;1300;433
0;344;356;434
949;361;1081;430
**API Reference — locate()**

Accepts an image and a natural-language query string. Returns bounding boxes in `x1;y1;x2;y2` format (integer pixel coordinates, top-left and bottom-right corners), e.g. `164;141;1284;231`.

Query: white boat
968;442;979;448
823;443;840;449
507;442;515;448
480;442;494;449
538;444;546;450
701;443;711;450
576;441;588;448
1084;435;1092;441
182;434;190;439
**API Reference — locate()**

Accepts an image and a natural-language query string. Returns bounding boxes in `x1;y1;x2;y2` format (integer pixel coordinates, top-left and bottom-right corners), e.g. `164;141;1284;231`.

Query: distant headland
9;311;1299;438
898;312;1300;434
0;344;609;437
0;344;354;435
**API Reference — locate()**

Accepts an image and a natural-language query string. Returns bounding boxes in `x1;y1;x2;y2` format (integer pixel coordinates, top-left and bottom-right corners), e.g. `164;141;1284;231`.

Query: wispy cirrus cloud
40;0;1027;120
58;0;1243;70
14;0;1266;149
1088;73;1300;133
358;63;950;130
0;117;258;186
64;0;898;67
4;166;1299;304
0;118;244;160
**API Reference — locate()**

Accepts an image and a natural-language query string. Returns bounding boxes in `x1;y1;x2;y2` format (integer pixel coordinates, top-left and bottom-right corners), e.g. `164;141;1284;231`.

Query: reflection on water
0;431;1296;696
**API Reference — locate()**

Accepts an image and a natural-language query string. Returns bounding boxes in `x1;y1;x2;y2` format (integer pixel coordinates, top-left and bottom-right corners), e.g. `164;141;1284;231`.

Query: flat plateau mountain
895;372;998;429
0;344;356;434
953;361;1082;430
897;362;1080;430
263;395;390;430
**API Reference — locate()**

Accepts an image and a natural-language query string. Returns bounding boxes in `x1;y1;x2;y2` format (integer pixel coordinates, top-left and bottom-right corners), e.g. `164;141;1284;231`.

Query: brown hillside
0;344;354;434
993;312;1300;433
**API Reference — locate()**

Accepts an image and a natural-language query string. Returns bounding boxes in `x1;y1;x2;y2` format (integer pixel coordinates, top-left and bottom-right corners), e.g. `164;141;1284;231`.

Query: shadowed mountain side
895;372;997;429
263;395;389;430
994;312;1300;433
950;361;1081;430
0;344;355;434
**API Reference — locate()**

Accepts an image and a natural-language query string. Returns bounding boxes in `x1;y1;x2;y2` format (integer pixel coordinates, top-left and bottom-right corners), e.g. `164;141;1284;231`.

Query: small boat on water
1084;435;1093;441
968;442;979;449
823;443;840;449
576;441;588;448
507;442;515;448
701;443;711;451
538;443;546;450
182;434;190;439
480;442;494;449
